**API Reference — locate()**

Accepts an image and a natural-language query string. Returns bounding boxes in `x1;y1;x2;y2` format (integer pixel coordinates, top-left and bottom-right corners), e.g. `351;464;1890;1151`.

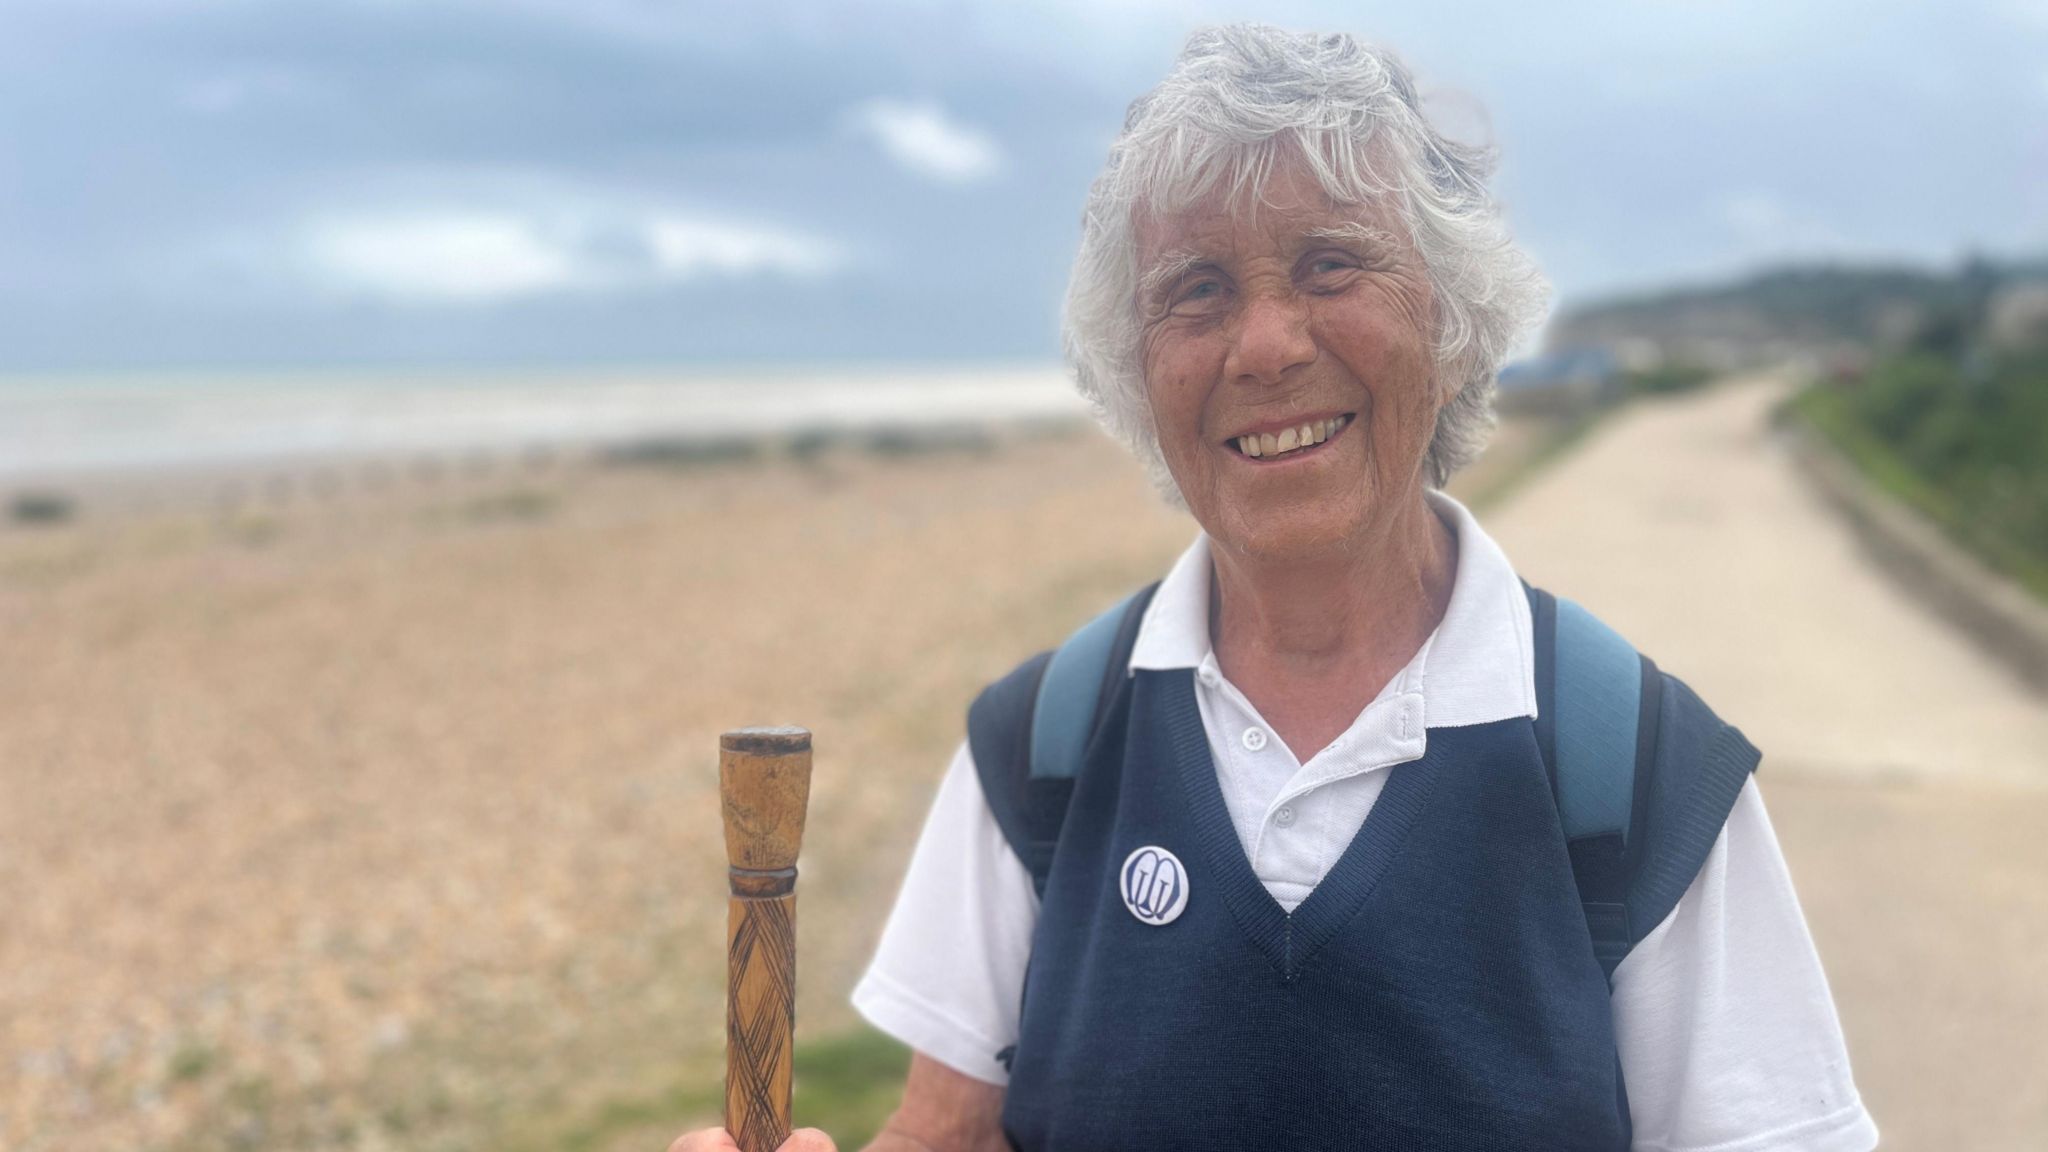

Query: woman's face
1136;150;1445;563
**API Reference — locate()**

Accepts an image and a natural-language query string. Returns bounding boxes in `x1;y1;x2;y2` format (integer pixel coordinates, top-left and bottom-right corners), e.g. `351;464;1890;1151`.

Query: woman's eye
1170;279;1227;311
1302;256;1362;294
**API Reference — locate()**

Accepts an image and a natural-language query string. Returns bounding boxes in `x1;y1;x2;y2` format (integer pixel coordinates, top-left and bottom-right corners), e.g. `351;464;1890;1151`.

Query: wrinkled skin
1136;147;1459;762
1135;149;1446;567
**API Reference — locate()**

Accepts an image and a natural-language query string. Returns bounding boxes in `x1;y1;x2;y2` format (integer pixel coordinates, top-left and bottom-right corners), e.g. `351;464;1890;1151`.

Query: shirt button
1274;806;1296;827
1198;667;1220;687
1241;727;1268;751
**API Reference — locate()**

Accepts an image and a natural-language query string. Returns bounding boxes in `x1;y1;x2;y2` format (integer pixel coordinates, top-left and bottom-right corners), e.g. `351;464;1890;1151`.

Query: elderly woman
677;25;1874;1152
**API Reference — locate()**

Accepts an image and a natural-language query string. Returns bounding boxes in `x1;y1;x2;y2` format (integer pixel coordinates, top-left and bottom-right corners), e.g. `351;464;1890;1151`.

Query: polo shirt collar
1126;488;1538;728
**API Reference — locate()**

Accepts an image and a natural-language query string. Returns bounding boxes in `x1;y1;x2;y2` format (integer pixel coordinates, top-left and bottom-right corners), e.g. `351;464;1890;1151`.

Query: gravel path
1486;373;2048;1149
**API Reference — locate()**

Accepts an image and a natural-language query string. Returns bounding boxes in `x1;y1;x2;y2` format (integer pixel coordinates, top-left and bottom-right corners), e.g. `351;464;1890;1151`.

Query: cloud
293;202;845;304
1722;192;1796;238
846;98;1004;184
9;0;2043;370
1720;190;1854;261
302;214;587;302
178;65;326;115
644;217;842;279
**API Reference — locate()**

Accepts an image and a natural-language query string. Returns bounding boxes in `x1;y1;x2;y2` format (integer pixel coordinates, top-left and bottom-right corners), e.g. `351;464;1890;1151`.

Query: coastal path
1488;373;2048;1150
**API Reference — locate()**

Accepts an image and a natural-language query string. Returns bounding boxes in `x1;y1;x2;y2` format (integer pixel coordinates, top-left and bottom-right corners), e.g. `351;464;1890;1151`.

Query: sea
0;363;1088;486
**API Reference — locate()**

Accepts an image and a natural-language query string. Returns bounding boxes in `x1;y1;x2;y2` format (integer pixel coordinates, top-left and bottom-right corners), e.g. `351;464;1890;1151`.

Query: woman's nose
1224;288;1315;387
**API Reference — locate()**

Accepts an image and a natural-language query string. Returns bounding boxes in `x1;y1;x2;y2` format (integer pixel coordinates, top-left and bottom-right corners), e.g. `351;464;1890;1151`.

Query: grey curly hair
1062;25;1551;496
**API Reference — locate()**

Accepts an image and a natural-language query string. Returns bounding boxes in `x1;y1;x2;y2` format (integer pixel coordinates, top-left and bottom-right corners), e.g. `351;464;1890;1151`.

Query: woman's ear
1431;356;1464;413
1423;288;1458;410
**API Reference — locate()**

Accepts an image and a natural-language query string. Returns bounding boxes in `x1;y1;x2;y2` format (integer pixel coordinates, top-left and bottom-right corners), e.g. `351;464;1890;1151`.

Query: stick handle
720;727;813;1152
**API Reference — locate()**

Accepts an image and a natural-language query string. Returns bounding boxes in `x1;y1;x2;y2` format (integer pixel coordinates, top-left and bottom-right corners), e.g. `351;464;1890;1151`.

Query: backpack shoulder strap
968;582;1160;896
1526;581;1656;978
1524;581;1760;979
1631;670;1764;940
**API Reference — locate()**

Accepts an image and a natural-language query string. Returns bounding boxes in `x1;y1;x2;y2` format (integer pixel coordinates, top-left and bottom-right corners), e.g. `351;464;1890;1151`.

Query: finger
777;1128;837;1152
668;1128;741;1152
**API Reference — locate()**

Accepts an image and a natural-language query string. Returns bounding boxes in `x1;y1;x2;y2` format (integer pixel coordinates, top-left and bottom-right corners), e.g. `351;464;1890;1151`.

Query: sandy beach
2;420;1208;1152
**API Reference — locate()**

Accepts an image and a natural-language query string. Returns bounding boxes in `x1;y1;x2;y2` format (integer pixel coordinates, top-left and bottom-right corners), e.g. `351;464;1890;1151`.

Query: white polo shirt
853;489;1878;1152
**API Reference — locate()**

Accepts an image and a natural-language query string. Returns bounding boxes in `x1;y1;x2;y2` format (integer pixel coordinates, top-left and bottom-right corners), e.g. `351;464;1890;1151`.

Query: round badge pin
1120;845;1190;926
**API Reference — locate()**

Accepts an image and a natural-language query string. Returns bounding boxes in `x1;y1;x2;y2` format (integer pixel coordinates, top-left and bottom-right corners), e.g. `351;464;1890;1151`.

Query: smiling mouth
1228;413;1353;460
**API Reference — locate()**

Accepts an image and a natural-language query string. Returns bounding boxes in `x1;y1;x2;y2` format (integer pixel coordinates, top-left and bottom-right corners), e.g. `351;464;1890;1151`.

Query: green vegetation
1555;258;2030;352
229;514;283;546
603;436;765;470
1462;410;1606;514
461;488;558;523
9;490;75;526
1793;346;2048;602
1622;361;1715;396
860;427;996;458
167;1041;219;1084
1580;265;1962;341
539;1026;912;1152
788;1026;915;1144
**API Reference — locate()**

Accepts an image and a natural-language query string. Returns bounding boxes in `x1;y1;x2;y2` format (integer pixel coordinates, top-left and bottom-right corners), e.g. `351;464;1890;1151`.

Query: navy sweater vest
1001;668;1629;1151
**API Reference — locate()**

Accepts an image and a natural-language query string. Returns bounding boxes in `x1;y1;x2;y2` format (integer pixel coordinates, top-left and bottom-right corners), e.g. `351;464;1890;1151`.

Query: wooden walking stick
719;727;814;1152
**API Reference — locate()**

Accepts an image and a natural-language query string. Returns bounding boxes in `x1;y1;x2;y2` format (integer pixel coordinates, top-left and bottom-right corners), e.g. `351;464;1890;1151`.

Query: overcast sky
3;0;2043;372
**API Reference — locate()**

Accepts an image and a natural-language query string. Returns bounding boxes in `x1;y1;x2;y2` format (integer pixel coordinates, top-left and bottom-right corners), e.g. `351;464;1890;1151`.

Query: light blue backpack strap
1529;585;1655;979
972;582;1160;901
1540;590;1756;982
1028;587;1151;782
1551;598;1643;844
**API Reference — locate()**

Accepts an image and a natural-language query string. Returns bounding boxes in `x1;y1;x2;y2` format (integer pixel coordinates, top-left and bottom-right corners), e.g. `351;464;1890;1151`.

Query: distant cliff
1549;257;2048;371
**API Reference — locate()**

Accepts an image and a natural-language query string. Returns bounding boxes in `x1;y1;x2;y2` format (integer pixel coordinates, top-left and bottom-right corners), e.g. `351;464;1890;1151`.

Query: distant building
1496;347;1620;415
1988;283;2048;351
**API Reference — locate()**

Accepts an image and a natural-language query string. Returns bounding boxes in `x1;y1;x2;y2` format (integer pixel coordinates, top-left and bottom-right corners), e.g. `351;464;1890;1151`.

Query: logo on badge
1120;845;1189;926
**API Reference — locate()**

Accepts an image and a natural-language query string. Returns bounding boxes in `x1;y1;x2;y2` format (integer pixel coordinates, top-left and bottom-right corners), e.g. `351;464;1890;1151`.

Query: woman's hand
667;1127;835;1152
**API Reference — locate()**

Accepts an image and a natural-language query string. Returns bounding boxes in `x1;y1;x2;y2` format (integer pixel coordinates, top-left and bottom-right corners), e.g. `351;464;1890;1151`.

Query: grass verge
1460;409;1606;514
1790;384;2048;603
532;1026;912;1152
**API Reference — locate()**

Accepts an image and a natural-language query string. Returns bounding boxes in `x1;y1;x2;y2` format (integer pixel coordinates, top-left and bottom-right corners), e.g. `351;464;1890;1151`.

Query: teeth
1236;414;1351;458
